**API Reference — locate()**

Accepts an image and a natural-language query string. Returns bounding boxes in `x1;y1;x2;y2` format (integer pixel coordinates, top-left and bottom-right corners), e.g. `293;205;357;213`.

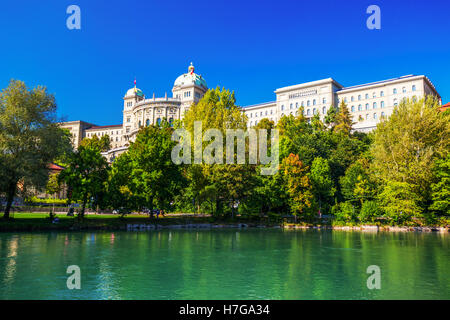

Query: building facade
59;65;441;161
245;75;441;132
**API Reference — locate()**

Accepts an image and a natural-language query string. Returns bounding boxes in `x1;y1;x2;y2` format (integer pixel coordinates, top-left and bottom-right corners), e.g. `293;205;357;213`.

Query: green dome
174;62;207;89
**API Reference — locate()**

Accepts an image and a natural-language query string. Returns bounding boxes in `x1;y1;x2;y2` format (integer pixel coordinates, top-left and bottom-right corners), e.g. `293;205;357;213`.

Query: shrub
359;200;383;223
332;201;356;222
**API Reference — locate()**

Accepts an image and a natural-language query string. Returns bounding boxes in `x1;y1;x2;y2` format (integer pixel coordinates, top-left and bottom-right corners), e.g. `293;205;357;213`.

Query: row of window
281;98;327;111
359;112;387;121
248;109;274;118
138;117;175;127
87;130;122;138
343;85;417;103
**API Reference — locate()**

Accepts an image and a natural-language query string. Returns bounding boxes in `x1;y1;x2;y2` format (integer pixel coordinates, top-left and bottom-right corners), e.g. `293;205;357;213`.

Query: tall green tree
309;157;336;215
0;80;71;218
59;144;109;217
371;96;449;219
334;101;354;135
127;123;184;212
429;155;450;216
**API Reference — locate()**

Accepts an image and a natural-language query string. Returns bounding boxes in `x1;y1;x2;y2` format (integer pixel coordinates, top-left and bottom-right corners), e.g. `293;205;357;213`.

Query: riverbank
0;212;448;233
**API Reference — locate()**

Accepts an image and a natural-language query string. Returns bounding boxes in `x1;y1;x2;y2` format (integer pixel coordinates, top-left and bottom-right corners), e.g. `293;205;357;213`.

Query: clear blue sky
0;0;449;125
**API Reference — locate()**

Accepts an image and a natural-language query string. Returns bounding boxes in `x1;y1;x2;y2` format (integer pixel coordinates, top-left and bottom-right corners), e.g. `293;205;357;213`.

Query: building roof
85;124;123;131
173;62;207;89
440;102;450;112
242;101;276;109
48;163;65;171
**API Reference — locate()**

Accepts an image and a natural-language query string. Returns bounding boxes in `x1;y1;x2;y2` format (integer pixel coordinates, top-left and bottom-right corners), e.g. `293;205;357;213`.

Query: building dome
174;62;207;89
125;87;144;98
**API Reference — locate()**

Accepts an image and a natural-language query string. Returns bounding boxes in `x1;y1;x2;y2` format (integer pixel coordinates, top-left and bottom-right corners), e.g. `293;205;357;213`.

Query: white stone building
244;75;441;132
60;65;441;162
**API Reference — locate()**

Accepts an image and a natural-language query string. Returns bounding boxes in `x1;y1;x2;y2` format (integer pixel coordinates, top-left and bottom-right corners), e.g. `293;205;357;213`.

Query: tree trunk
80;193;87;218
3;181;16;219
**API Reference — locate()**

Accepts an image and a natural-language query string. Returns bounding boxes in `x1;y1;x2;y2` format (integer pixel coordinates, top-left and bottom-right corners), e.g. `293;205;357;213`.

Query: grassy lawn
0;212;217;231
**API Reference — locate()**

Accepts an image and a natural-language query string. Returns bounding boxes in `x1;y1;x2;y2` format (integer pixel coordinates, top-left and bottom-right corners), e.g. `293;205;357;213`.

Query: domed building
59;63;209;162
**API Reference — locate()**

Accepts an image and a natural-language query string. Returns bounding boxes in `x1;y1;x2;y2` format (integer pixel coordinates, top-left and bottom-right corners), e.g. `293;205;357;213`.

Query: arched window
156;118;161;126
351;96;354;102
313;99;316;105
290;103;293;109
381;101;385;108
365;103;369;110
296;102;298;108
358;104;362;111
313;108;317;115
281;105;284;111
138;120;142;127
381;111;385;118
402;87;406;93
412;85;416;91
373;92;376;98
146;119;150;126
323;98;327;104
322;106;326;114
307;100;310;107
393;98;398;106
380;91;384;97
393;88;397;94
365;93;369;99
352;106;355;112
307;109;310;115
358;95;361;101
373;113;377;119
373;102;377;109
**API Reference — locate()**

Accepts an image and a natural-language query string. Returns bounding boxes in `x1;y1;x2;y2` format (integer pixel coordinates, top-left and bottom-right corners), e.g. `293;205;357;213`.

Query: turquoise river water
0;229;448;299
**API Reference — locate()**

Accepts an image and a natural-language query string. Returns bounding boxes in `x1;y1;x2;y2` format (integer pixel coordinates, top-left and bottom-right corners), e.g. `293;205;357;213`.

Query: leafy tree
371;96;449;214
429;155;450;216
0;80;71;218
59;144;109;217
377;181;423;224
334;100;354;135
46;172;62;196
282;154;313;220
127;123;184;212
331;201;356;222
340;159;375;206
309;157;335;215
79;134;111;152
324;106;337;128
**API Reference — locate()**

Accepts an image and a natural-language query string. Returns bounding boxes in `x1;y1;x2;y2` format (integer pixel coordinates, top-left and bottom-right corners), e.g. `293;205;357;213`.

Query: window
290;103;293;109
250;113;252;118
301;101;304;107
381;101;385;108
380;91;384;97
373;102;377;109
296;102;298;108
281;105;284;110
127;117;131;123
365;93;369;99
323;98;327;104
265;111;268;116
365;103;369;110
146;119;150;126
313;108;317;115
373;92;376;98
156;118;161;125
373;113;377;120
412;85;416;91
381;111;385;118
351;96;354;102
313;99;316;105
402;87;406;93
260;112;263;116
358;95;361;101
322;106;326;114
358;104;362;111
351;106;355;112
138;120;141;127
250;121;253;126
344;98;348;103
366;114;369;120
393;98;398;106
393;88;397;94
169;118;174;126
307;109;310;115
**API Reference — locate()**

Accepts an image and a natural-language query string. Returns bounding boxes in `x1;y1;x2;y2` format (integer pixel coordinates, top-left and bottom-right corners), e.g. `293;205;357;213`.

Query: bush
332;201;356;222
359;201;383;223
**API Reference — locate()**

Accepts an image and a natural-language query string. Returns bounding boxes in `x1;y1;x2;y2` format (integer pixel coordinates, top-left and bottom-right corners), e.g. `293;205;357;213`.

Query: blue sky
0;0;449;125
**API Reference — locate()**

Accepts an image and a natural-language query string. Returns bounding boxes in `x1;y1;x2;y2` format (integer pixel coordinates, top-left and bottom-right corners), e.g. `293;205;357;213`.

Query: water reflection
0;230;448;299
